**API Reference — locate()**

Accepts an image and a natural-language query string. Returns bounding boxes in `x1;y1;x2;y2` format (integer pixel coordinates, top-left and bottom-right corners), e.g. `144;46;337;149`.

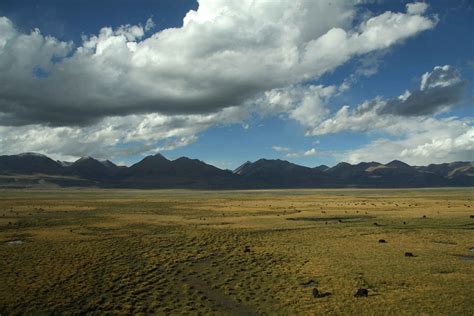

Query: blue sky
0;0;472;169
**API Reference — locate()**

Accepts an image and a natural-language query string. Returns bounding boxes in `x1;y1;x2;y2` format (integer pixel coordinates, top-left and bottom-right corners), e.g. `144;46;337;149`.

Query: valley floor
0;188;473;314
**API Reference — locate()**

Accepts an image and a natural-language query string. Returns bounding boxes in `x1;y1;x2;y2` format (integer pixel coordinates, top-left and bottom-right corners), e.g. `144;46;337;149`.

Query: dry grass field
0;188;473;315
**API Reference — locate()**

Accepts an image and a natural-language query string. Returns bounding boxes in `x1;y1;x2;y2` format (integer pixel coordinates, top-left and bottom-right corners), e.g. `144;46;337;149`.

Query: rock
354;288;368;297
405;252;415;257
378;239;386;243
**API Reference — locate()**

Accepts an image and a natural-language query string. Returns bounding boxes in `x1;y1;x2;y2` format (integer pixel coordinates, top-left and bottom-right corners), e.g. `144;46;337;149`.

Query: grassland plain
0;188;473;315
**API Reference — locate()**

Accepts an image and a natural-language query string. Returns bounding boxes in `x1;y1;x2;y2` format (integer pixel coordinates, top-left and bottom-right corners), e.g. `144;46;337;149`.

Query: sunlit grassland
0;188;473;314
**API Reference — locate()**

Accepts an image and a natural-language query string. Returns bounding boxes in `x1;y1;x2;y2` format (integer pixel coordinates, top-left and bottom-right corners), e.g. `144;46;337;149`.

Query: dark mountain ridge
0;153;472;189
0;153;63;175
234;159;330;188
65;157;120;180
118;154;237;188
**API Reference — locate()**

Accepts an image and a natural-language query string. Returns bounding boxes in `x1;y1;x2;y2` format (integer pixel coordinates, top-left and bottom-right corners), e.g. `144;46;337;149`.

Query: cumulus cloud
0;1;440;159
380;65;467;116
257;84;336;127
343;117;474;165
0;1;437;127
309;65;468;135
407;2;429;15
280;64;473;165
0;105;249;161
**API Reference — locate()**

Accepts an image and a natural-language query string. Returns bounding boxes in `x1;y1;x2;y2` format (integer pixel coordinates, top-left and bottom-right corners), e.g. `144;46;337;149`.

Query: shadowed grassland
0;188;473;314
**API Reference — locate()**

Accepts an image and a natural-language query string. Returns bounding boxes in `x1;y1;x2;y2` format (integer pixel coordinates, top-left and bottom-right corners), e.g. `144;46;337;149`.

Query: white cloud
292;64;473;165
155;135;198;152
305;98;389;136
0;106;248;161
257;84;335;127
273;146;318;158
343;118;474;165
407;2;429;15
272;146;291;153
0;1;436;127
0;1;439;159
144;18;155;32
308;65;467;136
420;65;461;90
303;148;318;156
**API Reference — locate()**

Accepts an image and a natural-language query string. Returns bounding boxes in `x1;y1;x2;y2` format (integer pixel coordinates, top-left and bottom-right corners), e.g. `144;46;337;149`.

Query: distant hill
118;154;237;188
416;161;474;186
234;159;330;188
0;153;472;188
313;165;330;172
0;153;63;175
65;157;121;181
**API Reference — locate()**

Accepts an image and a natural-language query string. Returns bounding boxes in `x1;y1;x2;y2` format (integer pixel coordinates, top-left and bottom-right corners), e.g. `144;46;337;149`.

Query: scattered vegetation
0;188;473;314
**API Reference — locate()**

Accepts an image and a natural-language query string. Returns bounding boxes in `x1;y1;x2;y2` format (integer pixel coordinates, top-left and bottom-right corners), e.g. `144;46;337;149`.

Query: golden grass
0;188;473;314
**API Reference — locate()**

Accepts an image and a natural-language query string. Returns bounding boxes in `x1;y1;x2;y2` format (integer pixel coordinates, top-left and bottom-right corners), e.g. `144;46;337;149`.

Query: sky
0;0;472;169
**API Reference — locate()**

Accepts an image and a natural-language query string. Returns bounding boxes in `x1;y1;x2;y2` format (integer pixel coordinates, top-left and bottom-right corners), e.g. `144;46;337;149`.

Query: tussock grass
0;188;473;314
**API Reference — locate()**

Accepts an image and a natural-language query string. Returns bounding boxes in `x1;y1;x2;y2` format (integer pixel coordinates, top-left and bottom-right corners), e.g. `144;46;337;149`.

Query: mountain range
0;152;472;189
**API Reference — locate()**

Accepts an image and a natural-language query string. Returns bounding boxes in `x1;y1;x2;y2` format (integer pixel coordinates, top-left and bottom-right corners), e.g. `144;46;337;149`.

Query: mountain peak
314;164;329;171
133;153;170;165
145;153;169;161
0;152;62;175
233;161;252;174
76;156;96;162
127;153;173;175
386;160;411;168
